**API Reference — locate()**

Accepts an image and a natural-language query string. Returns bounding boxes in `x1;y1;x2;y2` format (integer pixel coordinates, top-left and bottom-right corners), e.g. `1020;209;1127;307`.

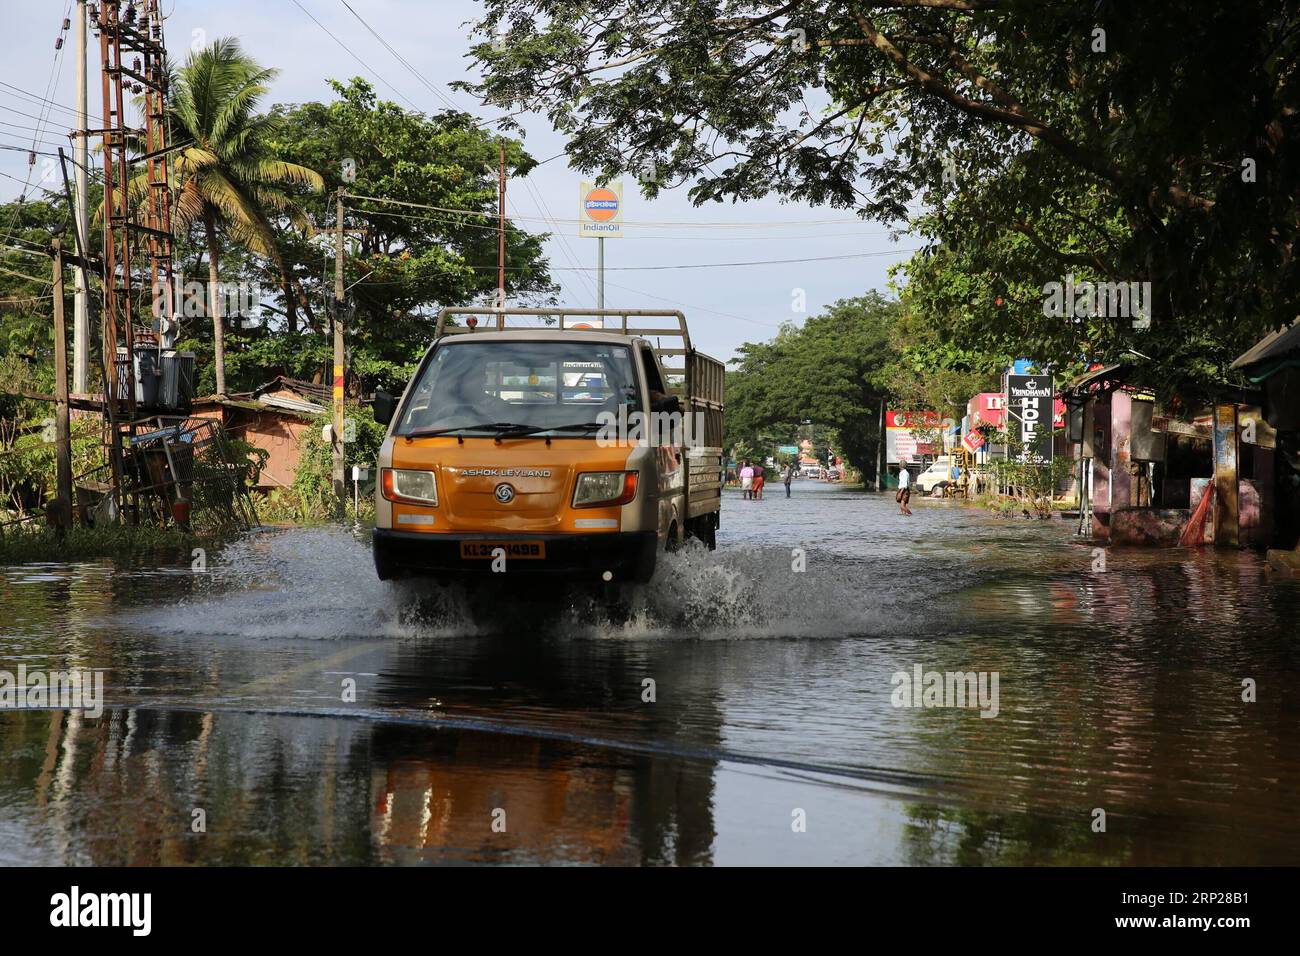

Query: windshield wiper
405;422;533;438
534;421;604;435
404;421;604;440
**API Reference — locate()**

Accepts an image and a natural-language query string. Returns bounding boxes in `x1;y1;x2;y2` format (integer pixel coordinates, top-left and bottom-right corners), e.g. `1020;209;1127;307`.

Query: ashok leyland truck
369;308;725;584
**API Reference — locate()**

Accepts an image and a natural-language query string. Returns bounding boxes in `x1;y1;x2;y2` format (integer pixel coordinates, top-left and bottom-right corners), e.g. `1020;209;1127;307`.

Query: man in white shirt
896;463;913;515
740;461;755;500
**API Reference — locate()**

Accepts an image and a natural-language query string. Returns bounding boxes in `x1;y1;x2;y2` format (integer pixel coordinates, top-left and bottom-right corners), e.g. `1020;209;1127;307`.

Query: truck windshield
395;340;642;436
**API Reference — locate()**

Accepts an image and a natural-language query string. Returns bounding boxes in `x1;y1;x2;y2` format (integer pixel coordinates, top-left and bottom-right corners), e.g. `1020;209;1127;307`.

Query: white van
916;456;958;494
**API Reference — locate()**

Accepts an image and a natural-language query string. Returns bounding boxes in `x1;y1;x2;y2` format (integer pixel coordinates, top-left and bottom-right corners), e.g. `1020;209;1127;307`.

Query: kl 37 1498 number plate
459;541;546;559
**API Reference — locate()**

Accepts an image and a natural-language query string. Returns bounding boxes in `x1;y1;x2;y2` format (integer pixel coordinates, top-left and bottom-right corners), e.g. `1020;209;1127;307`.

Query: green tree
466;1;1300;395
243;78;557;395
726;293;899;482
165;38;324;395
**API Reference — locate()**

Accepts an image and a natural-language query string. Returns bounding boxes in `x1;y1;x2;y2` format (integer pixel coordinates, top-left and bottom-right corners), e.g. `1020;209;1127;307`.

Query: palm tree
165;39;322;395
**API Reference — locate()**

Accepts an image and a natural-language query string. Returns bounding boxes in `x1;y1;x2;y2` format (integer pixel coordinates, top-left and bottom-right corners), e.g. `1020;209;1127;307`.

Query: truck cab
370;308;724;583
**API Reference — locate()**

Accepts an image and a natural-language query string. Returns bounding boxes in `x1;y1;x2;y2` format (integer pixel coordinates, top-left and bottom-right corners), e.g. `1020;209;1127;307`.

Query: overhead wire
335;0;461;113
286;0;425;113
0;2;71;280
342;192;889;229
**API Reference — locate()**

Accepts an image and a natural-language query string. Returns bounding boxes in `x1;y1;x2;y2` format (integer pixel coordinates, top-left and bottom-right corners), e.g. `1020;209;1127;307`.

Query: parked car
917;456;957;493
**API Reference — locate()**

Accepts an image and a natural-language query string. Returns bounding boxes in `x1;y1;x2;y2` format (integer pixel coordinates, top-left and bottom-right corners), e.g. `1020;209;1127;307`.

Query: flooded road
2;481;1299;865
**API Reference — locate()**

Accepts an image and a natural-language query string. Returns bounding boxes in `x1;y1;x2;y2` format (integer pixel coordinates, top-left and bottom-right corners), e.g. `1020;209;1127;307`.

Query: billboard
885;410;949;463
579;181;623;238
1006;374;1055;465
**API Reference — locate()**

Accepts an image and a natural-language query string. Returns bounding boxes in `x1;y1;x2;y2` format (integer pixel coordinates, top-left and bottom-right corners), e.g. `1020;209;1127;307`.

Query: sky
0;0;916;362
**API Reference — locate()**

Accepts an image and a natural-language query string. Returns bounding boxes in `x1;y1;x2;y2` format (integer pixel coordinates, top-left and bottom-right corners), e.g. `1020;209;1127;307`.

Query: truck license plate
459;541;546;560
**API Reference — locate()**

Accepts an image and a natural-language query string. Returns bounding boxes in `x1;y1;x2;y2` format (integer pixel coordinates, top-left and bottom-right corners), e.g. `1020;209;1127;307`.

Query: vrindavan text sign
1006;374;1054;465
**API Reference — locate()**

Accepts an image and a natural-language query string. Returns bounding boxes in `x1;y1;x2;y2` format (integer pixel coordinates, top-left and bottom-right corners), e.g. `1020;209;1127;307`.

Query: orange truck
370;308;724;584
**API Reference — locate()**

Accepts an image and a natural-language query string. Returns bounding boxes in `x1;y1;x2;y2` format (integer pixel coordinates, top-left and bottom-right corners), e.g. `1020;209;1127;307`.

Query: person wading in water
897;463;913;516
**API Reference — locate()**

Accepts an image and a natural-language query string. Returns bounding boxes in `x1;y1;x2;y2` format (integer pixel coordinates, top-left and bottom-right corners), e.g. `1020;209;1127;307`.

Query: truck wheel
686;515;718;550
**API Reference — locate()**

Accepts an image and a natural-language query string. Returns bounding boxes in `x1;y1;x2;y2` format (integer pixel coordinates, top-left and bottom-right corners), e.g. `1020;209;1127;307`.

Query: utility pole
52;239;73;527
332;188;346;511
72;0;90;393
497;140;506;321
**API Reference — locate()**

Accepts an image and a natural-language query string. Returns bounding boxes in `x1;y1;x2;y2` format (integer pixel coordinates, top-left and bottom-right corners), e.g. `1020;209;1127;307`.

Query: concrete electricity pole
51;238;73;527
497;140;506;319
333;188;346;510
72;0;90;394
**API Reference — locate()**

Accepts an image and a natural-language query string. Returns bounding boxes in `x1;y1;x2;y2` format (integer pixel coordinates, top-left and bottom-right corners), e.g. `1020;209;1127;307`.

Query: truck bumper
372;529;658;583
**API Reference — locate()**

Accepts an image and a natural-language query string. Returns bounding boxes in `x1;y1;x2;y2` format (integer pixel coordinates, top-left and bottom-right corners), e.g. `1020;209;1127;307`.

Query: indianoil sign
579;181;623;237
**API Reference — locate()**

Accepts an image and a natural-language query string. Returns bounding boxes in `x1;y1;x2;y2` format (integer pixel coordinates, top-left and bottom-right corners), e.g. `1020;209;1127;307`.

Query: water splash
119;526;920;641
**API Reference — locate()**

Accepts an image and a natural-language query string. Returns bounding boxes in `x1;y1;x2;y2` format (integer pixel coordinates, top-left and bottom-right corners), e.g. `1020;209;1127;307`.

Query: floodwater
1;481;1298;865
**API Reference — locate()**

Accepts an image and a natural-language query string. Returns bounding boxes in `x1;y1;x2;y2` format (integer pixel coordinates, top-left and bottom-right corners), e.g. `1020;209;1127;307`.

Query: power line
0;125;71;152
287;0;424;113
0;234;50;251
573;249;916;270
520;174;599;304
1;243;50;258
348;204;519;235
343;191;889;229
357;248;913;278
0;81;82;120
0;101;73;129
0;143;62;158
0;262;50;284
347;199;896;243
0;1;71;255
599;275;785;329
335;0;461;114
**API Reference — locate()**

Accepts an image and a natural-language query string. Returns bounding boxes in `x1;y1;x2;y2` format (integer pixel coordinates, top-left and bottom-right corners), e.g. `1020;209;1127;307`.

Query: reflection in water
1;483;1299;864
0;707;718;866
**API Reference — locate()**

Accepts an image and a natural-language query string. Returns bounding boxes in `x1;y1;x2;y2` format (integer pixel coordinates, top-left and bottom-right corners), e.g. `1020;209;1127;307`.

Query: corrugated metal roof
1231;319;1300;371
257;393;325;415
1062;363;1124;393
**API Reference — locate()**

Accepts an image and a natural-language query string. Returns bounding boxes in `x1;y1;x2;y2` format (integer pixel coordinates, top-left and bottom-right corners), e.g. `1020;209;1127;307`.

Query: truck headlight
573;471;638;508
382;468;438;505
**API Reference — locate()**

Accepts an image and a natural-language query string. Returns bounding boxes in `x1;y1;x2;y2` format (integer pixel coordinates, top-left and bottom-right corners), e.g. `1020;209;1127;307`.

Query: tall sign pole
333;188;346;510
72;0;90;393
579;181;622;317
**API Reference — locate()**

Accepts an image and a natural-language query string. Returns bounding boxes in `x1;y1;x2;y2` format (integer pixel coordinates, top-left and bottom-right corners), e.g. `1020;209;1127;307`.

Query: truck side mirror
373;390;397;426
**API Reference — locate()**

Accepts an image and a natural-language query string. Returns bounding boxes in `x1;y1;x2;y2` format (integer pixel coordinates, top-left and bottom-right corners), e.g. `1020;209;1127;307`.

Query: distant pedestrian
896;463;913;515
784;463;794;498
753;463;766;499
740;461;754;500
